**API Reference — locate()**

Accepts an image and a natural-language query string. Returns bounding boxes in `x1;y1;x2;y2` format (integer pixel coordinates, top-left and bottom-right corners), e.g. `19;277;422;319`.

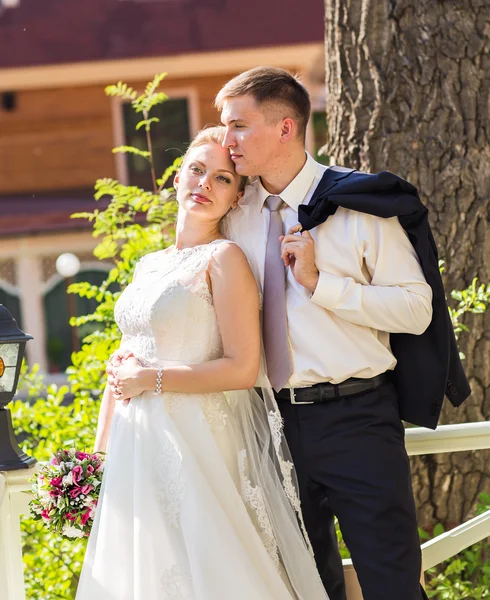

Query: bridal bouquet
30;449;105;539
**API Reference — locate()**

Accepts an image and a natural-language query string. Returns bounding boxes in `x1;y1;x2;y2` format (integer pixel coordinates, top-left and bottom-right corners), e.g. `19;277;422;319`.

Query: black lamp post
0;304;36;471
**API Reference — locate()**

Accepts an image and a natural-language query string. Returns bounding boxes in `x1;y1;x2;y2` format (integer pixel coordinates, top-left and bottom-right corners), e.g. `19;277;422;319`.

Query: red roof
0;195;106;237
0;0;324;69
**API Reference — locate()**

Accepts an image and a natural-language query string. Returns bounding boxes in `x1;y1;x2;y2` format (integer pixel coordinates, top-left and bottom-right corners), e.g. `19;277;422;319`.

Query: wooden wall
0;72;235;195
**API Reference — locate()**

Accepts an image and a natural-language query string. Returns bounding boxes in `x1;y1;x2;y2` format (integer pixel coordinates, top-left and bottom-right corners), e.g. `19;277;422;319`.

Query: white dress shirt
227;153;433;387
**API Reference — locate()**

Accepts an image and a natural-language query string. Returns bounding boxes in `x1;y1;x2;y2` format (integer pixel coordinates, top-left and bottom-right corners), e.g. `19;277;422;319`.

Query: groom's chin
234;163;253;177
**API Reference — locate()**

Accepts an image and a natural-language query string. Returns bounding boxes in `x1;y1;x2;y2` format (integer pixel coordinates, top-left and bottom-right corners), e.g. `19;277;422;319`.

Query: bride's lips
230;153;243;161
191;193;212;204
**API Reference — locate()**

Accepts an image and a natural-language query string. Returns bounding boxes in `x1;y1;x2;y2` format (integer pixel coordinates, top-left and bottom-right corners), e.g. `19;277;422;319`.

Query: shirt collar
257;152;319;212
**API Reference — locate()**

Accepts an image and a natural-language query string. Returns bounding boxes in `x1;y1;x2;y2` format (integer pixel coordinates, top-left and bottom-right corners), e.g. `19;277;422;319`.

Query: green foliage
440;261;490;359
11;73;179;600
425;542;490;599
449;278;490;339
112;145;151;159
421;494;490;599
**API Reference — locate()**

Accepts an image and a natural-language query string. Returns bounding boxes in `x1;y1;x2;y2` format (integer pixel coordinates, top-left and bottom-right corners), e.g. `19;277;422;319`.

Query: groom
215;67;469;600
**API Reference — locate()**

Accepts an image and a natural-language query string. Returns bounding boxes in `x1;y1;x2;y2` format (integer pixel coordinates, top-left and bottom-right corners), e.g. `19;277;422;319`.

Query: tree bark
323;0;490;530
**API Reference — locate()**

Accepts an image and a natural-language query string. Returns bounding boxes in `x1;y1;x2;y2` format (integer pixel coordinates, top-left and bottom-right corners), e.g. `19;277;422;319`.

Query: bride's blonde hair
182;125;248;193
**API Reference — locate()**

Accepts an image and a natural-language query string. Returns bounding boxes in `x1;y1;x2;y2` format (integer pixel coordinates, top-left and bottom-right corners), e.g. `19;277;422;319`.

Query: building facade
0;0;326;374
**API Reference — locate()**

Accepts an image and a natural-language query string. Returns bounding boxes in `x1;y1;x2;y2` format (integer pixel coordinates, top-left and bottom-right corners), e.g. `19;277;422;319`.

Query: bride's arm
111;243;261;396
93;383;117;452
146;242;260;392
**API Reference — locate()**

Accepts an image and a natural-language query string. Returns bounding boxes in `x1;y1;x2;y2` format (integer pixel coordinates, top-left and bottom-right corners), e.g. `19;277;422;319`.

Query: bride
75;126;329;600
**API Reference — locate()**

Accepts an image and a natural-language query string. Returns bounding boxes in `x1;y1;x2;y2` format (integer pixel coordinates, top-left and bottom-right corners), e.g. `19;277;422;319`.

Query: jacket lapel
298;166;357;231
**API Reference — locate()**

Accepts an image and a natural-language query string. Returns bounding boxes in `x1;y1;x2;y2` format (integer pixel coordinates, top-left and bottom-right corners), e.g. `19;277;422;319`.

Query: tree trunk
322;0;490;531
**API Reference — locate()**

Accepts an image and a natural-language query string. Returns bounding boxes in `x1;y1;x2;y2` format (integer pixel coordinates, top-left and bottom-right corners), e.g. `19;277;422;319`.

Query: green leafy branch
105;73;170;192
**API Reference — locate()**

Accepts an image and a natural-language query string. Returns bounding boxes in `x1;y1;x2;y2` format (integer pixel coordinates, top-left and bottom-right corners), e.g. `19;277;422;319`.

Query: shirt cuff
310;271;345;309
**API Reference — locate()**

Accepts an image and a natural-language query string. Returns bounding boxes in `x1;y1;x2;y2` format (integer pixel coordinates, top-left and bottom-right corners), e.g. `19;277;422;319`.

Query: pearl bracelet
153;367;164;396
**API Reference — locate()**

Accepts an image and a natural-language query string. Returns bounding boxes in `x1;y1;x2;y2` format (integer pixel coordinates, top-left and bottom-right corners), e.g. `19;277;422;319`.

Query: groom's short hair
215;67;311;142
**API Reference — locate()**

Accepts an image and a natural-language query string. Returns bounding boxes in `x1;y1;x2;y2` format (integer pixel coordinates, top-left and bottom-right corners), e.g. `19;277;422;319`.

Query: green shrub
420;494;490;599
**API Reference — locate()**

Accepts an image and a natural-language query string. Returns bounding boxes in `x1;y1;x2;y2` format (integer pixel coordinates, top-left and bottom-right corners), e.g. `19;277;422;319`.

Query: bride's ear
234;190;244;207
174;171;181;189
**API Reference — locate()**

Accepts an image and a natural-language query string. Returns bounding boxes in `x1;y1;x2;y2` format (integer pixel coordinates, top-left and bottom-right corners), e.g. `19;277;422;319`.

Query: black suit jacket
298;166;470;429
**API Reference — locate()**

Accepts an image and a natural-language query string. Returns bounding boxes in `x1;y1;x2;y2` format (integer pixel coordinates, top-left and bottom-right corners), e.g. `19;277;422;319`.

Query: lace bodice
114;240;231;366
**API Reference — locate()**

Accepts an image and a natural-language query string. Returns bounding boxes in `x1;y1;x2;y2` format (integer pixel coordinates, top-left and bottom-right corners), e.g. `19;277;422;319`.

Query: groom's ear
280;117;296;143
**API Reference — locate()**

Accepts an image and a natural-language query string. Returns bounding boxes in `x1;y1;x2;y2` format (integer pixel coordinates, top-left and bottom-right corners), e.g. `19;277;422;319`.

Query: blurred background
0;0;326;377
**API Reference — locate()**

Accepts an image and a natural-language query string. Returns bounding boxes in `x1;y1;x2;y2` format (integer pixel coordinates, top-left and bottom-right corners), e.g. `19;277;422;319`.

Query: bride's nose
199;174;212;190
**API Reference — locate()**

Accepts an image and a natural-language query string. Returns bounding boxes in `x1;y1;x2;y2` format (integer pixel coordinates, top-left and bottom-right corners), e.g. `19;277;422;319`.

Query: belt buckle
289;388;314;405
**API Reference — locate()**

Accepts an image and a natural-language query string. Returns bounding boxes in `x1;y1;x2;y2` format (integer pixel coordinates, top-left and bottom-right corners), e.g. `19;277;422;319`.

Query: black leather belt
275;373;390;405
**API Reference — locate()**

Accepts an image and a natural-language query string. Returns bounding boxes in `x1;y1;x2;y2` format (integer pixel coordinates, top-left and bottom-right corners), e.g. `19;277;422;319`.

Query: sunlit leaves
104;81;137;102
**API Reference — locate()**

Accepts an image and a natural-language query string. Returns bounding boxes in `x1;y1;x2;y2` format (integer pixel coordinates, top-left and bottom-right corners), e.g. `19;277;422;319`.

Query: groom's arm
282;214;433;335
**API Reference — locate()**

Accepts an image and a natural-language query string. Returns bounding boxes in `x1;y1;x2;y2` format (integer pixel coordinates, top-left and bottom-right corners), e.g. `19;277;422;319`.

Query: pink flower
69;488;82;499
71;465;83;486
81;484;92;495
66;512;77;522
49;489;62;498
50;477;63;487
80;510;92;526
50;457;60;466
76;451;90;460
86;465;94;474
41;509;51;520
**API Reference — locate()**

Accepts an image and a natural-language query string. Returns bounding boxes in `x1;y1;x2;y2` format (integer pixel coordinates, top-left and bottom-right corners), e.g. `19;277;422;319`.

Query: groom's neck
259;148;308;196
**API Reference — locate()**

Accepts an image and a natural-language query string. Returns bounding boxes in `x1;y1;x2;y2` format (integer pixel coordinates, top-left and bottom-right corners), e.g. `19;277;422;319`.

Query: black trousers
277;381;428;600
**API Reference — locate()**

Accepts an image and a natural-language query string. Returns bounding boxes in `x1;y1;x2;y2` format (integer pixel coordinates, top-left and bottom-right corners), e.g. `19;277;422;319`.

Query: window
123;97;191;190
44;269;116;373
0;287;22;329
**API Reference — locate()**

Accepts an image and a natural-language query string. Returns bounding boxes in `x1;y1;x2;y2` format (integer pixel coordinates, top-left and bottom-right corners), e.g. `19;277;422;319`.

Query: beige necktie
263;196;293;391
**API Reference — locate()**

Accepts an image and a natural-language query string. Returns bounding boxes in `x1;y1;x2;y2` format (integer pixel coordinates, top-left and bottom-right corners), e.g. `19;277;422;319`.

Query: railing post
0;467;37;600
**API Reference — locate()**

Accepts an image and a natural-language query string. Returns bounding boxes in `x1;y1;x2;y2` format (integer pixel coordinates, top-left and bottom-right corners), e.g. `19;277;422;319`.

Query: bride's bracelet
153;367;164;396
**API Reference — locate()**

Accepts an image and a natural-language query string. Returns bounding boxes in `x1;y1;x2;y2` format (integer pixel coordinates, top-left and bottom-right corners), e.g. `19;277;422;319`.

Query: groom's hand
280;224;319;295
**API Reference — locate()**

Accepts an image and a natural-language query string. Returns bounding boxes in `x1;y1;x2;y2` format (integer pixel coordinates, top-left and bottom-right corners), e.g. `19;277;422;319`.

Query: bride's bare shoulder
210;240;250;269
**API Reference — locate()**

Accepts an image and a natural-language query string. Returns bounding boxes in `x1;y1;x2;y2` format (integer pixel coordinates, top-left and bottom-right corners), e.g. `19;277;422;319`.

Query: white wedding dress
76;240;329;600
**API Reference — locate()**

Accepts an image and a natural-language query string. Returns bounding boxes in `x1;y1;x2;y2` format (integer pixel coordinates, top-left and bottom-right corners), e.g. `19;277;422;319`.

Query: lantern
0;304;36;471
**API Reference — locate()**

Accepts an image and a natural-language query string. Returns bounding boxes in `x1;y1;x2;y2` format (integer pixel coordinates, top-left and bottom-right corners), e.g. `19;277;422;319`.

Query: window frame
111;86;200;185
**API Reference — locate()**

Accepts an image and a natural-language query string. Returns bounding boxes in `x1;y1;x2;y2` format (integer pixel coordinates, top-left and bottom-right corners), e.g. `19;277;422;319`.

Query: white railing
1;422;490;600
0;466;37;600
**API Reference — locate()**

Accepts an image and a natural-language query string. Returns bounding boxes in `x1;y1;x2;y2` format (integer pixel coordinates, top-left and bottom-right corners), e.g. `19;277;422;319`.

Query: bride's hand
109;348;135;367
106;356;146;401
